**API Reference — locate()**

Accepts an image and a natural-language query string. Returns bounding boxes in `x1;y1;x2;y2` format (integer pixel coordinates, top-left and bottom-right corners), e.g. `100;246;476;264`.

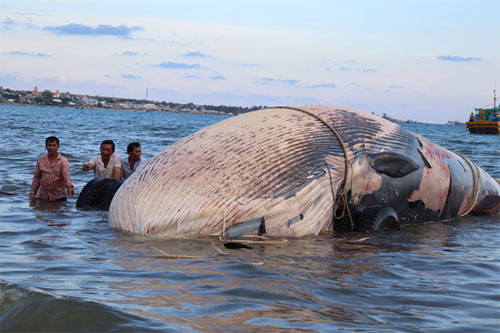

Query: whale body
109;106;500;237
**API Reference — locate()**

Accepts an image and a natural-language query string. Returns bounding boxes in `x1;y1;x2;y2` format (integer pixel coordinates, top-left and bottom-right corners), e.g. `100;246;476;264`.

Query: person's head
45;136;59;154
127;142;142;161
100;140;115;159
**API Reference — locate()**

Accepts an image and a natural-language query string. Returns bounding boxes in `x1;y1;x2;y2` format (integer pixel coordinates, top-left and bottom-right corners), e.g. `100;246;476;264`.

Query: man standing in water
30;136;74;201
82;140;121;180
121;142;147;180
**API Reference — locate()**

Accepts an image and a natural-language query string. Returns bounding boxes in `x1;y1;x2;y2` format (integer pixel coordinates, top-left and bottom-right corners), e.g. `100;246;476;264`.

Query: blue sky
1;0;498;123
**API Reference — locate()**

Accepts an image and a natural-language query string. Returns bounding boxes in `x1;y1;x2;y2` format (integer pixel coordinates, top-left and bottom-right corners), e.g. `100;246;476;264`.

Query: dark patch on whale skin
440;157;474;219
368;152;420;178
406;200;438;223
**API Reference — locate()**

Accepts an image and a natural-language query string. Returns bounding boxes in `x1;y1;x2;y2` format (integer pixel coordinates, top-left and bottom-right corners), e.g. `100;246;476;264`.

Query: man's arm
29;160;41;198
82;162;94;171
113;166;121;181
62;158;74;196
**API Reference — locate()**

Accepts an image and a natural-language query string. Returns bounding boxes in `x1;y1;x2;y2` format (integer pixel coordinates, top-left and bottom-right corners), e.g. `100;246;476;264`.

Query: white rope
453;151;482;216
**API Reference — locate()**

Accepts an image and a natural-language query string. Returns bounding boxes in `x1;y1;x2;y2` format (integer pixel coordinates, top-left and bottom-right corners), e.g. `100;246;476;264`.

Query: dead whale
108;105;500;237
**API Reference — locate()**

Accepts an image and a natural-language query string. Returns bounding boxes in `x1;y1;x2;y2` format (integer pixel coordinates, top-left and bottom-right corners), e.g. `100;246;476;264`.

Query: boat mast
494;89;497;109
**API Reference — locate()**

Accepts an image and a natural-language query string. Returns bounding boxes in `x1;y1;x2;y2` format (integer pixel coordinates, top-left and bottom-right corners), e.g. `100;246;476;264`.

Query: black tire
355;206;400;232
76;179;123;210
96;180;123;210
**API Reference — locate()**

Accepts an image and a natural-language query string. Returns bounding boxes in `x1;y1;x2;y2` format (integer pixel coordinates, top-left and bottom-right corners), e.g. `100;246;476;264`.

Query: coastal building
143;103;159;110
116;102;132;108
82;96;98;106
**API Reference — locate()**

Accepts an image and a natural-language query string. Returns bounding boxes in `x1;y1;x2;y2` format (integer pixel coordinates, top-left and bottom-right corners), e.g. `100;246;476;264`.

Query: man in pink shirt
30;136;74;201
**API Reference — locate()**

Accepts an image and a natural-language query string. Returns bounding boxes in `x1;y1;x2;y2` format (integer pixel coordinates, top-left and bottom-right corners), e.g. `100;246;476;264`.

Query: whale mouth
109;107;347;237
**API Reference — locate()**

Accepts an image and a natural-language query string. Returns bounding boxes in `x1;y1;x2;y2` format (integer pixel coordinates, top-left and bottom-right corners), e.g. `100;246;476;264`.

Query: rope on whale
453;151;482;216
273;106;355;230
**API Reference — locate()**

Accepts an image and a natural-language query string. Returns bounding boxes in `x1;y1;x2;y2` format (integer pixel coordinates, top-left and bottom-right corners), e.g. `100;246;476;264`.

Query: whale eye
368;152;420;178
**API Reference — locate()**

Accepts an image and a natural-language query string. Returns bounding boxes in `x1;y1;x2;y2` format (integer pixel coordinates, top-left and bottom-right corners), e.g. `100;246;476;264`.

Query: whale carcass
109;106;500;237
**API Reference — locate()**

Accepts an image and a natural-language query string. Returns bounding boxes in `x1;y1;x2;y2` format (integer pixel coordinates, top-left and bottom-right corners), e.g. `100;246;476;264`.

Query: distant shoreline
0;100;430;124
1;86;433;123
0;101;234;116
0;86;262;116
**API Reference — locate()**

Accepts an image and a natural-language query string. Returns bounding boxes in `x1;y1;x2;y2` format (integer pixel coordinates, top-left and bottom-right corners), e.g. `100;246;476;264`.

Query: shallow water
0;105;499;332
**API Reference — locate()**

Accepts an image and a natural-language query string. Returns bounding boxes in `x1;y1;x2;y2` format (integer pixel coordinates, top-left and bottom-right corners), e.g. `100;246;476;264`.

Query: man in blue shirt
122;142;147;180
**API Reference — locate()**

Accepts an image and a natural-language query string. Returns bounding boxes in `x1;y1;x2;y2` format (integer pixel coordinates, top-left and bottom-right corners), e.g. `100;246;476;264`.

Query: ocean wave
0;281;170;332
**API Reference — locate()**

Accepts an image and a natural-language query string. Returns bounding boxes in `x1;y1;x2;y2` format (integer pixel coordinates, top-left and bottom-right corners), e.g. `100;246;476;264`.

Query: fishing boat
466;90;500;134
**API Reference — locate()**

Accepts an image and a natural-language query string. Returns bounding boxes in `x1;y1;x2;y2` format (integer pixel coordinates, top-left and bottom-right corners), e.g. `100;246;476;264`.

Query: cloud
210;75;226;80
122;50;139;56
0;73;21;87
184;74;226;80
241;63;259;67
388;85;404;89
437;55;482;62
258;77;278;83
4;51;50;57
43;23;143;37
184;51;210;57
58;75;70;83
283;79;299;85
153;62;201;69
340;66;375;72
1;17;39;30
1;17;16;30
121;74;142;80
306;83;336;89
255;77;299;86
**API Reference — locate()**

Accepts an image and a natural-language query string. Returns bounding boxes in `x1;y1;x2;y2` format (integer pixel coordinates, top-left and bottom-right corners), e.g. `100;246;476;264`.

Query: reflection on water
100;234;384;329
1;105;499;332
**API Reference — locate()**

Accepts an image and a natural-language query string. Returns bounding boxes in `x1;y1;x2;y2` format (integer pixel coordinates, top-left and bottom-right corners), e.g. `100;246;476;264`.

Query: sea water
0;105;499;332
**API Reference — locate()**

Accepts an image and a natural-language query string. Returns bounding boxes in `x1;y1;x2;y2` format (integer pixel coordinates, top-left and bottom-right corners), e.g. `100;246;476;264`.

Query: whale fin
225;217;266;238
368;152;420;178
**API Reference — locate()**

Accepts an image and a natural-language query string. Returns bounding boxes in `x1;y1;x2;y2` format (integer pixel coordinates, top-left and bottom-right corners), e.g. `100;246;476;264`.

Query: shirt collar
44;153;60;161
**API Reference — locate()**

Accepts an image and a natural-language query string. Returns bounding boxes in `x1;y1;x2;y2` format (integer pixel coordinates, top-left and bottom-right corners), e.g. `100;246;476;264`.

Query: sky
1;0;499;123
